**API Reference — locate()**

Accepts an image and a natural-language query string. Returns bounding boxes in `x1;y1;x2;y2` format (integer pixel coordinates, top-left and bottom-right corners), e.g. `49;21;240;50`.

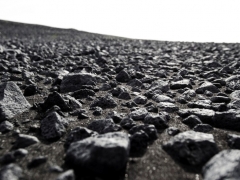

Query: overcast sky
0;0;240;43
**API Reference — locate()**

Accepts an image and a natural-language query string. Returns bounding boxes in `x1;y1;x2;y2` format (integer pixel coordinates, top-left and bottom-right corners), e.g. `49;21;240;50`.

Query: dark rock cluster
1;20;240;180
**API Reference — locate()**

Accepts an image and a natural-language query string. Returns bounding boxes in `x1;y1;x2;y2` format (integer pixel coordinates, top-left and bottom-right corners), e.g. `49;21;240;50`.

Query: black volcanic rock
60;73;100;93
87;119;121;134
65;132;130;177
64;126;98;149
162;131;218;166
90;94;117;109
40;111;68;140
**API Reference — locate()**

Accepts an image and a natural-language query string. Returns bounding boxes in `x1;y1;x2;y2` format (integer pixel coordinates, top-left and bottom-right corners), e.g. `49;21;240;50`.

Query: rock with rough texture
203;150;240;180
0;121;14;133
28;156;47;168
129;124;158;141
130;130;149;157
167;127;180;136
152;94;174;103
149;80;169;93
41;111;68;140
193;124;213;133
182;115;202;128
64;126;98;149
12;134;39;149
212;109;240;131
178;108;215;124
129;108;148;121
60;73;100;93
157;102;179;113
162;131;218;166
230;90;240;100
41;91;82;112
143;114;168;130
170;79;191;89
65;132;130;177
56;170;75;180
0;163;22;180
87;119;121;134
196;81;220;94
133;95;147;104
0;82;31;120
116;70;131;82
90;94;117;109
227;134;240;149
225;75;240;90
119;117;137;129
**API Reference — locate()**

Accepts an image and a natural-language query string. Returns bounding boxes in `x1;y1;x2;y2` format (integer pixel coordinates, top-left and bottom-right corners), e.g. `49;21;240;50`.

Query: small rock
41;111;67;140
119;117;137;129
0;82;31;120
129;108;148;121
182;115;202;128
90;94;117;109
64;126;98;149
106;111;123;123
158;102;179;113
210;96;231;103
0;163;22;180
170;79;191;89
178;108;215;124
92;106;103;116
196;81;220;94
225;75;240;90
133;95;147;104
60;73;100;93
143;114;168;130
152;94;174;103
0;121;14;133
129;124;158;141
167;127;180;136
56;170;75;180
12;134;39;149
28;156;47;168
193;124;213;133
130;130;149;157
230;90;240;100
65;132;130;177
162;131;218;166
116;70;131;82
87;119;121;134
24;84;38;96
227;134;240;149
118;91;131;100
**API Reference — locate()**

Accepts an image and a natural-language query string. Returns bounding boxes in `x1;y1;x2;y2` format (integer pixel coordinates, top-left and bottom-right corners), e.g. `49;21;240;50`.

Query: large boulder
65;132;130;177
203;150;240;180
60;73;100;93
0;82;31;121
162;131;218;166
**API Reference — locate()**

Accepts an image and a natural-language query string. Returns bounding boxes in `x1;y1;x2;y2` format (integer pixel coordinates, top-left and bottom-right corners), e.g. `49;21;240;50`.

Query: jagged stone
0;82;31;120
65;132;130;177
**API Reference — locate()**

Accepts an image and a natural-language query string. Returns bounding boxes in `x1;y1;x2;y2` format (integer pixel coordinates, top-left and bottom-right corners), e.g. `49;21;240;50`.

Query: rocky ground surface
1;20;240;180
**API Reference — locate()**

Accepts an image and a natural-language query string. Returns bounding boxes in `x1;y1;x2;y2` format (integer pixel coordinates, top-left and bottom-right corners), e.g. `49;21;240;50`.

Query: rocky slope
1;20;240;180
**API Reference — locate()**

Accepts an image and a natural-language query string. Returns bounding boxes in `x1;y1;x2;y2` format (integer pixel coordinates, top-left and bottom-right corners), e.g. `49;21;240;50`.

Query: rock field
1;20;240;180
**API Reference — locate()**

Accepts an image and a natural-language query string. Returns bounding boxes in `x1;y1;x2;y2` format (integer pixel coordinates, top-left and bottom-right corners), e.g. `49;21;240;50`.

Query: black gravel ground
1;20;240;180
